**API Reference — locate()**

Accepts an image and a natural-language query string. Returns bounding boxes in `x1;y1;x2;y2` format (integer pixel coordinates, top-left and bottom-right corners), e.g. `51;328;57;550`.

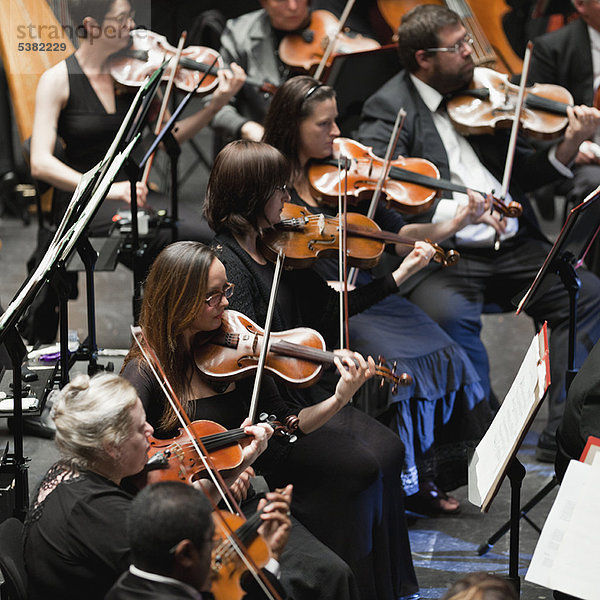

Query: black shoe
536;432;557;463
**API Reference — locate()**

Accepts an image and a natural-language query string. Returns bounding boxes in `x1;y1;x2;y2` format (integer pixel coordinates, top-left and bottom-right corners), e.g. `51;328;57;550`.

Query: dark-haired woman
261;75;492;513
24;0;245;345
203;139;439;600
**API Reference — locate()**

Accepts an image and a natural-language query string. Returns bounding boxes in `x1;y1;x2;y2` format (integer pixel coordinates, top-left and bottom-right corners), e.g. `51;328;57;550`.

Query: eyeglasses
424;35;474;54
205;282;235;308
104;9;135;26
276;184;289;193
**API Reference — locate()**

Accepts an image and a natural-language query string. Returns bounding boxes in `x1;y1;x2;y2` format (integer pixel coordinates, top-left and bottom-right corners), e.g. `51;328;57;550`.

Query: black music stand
322;44;400;137
477;186;600;563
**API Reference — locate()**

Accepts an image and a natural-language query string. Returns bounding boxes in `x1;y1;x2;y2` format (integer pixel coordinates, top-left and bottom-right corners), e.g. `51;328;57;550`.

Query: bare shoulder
36;59;69;109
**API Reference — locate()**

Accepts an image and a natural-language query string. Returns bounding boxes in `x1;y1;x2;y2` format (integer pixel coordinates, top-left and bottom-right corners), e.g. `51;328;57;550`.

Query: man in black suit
106;482;291;600
529;0;600;270
358;4;600;461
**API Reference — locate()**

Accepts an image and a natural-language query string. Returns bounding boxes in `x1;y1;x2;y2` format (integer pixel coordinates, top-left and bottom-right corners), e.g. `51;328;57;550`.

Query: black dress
210;232;419;600
121;360;361;600
286;190;490;493
24;462;132;600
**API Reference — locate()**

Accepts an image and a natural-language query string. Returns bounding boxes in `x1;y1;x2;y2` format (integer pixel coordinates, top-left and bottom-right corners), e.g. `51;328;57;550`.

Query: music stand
322;44;400;137
518;184;600;388
477;185;600;561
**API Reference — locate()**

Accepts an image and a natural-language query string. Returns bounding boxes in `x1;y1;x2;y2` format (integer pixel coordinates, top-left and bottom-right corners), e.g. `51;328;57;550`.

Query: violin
109;30;277;95
141;416;297;486
260;202;459;268
310;138;440;214
210;509;271;600
278;10;380;75
309;138;523;218
447;67;574;140
194;310;410;394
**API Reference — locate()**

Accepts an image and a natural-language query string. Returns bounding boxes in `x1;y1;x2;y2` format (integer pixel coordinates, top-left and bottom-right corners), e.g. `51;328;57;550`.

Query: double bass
374;0;523;76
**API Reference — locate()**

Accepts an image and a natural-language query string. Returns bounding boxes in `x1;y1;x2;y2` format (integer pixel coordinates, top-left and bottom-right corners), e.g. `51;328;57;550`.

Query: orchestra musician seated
106;480;291;600
357;3;600;464
23;0;246;345
23;372;271;600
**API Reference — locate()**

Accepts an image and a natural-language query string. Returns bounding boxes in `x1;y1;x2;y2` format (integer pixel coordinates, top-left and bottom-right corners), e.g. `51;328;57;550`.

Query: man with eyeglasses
358;4;600;465
107;481;291;600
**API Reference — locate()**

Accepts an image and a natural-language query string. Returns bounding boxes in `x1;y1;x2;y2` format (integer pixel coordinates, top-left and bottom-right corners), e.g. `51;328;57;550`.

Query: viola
309;138;523;218
194;310;410;394
278;10;380;75
109;30;277;95
210;509;271;600
260;202;459;268
447;67;574;140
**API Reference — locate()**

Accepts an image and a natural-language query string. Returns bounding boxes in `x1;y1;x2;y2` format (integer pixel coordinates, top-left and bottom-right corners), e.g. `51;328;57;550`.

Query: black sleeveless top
57;54;135;174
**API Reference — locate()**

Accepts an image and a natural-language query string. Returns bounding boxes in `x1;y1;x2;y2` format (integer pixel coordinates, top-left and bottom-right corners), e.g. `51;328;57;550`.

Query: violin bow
131;326;283;600
495;41;533;250
347;107;406;286
313;0;356;81
247;250;285;424
336;155;351;349
140;31;187;187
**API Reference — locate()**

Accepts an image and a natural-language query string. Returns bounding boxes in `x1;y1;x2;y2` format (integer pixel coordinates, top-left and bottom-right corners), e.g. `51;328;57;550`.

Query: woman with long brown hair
261;75;492;516
122;239;373;600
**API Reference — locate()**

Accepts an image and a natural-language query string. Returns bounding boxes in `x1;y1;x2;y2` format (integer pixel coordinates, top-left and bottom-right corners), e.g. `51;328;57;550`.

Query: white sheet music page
526;458;600;599
468;324;550;510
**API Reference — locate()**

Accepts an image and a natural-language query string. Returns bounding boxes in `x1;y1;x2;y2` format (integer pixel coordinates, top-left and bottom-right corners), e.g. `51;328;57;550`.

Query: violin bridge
317;213;325;235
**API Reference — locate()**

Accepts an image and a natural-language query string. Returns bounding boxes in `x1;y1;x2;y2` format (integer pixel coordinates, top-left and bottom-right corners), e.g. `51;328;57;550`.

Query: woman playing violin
31;0;245;225
262;75;492;515
121;240;370;600
201;139;434;600
23;372;273;600
24;0;246;345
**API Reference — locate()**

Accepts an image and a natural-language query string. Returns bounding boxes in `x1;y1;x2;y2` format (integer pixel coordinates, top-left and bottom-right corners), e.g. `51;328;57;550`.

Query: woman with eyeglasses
121;239;374;600
261;75;492;518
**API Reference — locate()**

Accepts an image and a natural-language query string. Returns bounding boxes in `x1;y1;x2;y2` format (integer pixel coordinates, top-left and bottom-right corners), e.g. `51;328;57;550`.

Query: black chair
0;517;27;600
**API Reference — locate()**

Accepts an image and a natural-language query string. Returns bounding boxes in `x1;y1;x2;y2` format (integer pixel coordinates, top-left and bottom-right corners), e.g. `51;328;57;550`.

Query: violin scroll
259;412;299;443
425;239;461;268
376;356;412;395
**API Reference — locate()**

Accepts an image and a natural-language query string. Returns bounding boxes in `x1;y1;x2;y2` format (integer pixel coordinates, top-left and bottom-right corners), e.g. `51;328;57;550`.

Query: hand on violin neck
454;190;490;229
392;241;436;286
209;62;247;111
556;105;600;166
258;484;293;561
332;351;376;408
239;421;272;468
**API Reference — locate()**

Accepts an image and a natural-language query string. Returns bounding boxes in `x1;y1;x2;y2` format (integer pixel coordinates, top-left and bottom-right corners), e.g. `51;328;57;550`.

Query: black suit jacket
357;69;563;235
106;569;286;600
529;17;594;107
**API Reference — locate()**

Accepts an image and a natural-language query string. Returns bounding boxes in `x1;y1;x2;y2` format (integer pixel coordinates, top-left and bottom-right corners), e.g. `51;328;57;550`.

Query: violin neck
524;93;569;116
270;339;340;368
388;165;474;197
201;428;247;452
464;87;569;116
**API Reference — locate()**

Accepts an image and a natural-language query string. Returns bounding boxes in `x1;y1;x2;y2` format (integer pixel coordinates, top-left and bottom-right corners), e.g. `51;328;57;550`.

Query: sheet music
526;459;600;599
468;325;550;510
